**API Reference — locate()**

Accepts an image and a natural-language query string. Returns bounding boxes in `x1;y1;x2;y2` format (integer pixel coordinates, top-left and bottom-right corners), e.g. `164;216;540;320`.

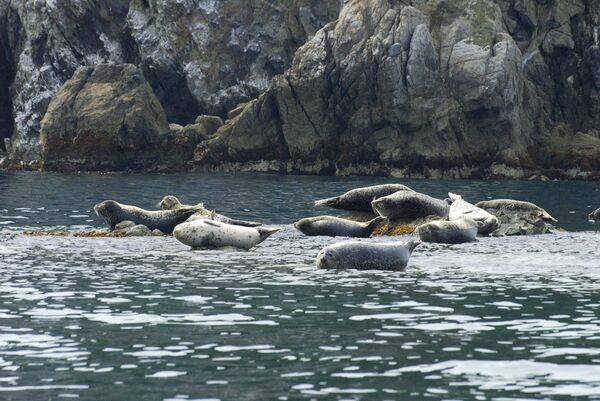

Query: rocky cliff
195;0;600;179
0;0;339;163
2;0;600;179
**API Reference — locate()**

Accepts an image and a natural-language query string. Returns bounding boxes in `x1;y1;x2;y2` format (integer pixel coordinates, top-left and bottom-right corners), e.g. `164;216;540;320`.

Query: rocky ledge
194;0;600;179
2;0;600;179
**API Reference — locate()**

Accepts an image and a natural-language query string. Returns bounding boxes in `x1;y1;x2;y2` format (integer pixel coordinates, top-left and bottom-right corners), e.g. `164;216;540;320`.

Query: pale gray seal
448;193;498;235
371;192;450;220
315;184;414;212
316;240;421;271
159;195;262;227
589;208;600;222
173;219;279;250
475;199;557;222
294;216;384;237
94;200;202;233
415;217;479;244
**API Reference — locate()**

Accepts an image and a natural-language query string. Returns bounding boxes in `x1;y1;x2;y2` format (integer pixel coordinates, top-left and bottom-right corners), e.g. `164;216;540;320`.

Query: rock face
40;64;169;171
0;0;340;163
196;0;600;179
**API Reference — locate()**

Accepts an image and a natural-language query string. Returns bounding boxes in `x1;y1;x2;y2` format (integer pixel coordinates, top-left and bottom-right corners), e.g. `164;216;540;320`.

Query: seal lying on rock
94;200;202;233
173;219;279;250
294;216;384;237
159;195;262;227
315;184;413;212
371;192;450;220
416;217;479;244
448;193;498;235
475;199;557;222
316;240;421;271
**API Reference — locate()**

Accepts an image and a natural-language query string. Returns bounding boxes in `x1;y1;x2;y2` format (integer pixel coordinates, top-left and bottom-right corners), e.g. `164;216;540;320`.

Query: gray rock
125;224;153;237
194;0;600;179
0;0;341;164
114;220;136;231
491;211;553;236
194;115;224;137
39;64;169;171
151;229;165;237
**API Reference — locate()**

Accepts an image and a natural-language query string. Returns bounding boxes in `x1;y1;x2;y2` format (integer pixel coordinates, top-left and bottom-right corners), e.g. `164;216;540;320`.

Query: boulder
194;115;224;137
491;211;554;236
114;220;136;231
39;64;169;171
124;224;154;237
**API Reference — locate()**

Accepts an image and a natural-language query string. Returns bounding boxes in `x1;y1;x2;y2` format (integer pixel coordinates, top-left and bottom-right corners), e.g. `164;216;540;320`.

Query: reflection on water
0;172;599;400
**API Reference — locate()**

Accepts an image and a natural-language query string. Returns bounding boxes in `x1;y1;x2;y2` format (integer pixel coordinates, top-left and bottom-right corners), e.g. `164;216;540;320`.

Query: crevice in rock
284;75;320;138
0;33;14;151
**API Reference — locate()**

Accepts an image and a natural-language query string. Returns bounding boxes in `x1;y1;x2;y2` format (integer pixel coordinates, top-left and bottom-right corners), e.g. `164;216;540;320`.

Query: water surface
0;172;599;401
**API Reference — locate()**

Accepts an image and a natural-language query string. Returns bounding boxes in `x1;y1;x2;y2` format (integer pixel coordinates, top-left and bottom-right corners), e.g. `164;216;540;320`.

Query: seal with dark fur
159;195;262;227
316;240;421;271
589;208;600;222
371;192;450;220
94;200;203;233
294;216;384;237
315;184;413;212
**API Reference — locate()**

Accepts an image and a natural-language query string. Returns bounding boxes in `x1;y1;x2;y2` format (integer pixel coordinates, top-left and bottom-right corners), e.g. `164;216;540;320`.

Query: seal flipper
315;196;340;208
365;216;385;234
225;219;262;227
256;227;280;244
406;240;422;254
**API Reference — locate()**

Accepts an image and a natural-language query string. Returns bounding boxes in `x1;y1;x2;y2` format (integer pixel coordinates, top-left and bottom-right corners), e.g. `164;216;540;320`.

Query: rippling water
1;172;600;400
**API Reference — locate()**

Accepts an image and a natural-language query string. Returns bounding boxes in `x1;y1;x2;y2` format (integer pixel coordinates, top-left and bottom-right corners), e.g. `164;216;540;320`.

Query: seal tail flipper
371;197;384;217
541;210;558;222
314;196;339;208
365;216;385;233
257;227;280;243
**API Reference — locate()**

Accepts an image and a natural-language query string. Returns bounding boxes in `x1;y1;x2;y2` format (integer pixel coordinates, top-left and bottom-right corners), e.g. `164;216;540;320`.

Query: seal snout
316;249;336;269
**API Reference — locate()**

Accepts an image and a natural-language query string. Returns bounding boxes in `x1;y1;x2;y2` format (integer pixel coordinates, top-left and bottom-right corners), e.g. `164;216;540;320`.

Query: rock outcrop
195;0;600;179
0;0;340;164
2;0;600;178
40;64;169;171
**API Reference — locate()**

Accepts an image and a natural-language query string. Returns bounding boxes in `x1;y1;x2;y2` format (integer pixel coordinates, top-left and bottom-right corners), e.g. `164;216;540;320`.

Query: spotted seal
316;240;421;271
294;216;384;237
173;219;279;250
448;193;499;235
475;199;557;222
94;200;202;233
315;184;414;212
371;192;450;220
159;195;262;227
415;217;479;244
